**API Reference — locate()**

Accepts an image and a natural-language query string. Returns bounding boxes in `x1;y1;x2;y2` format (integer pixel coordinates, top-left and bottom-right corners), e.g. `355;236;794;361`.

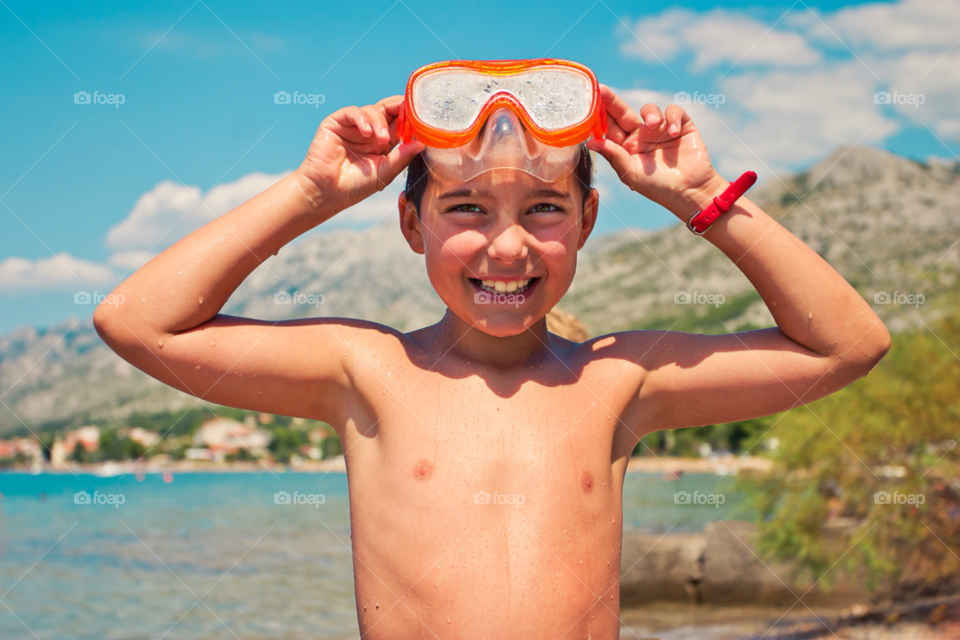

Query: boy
95;69;891;639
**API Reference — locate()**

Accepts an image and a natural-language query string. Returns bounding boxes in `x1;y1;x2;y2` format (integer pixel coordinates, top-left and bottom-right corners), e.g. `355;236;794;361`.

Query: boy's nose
487;224;529;264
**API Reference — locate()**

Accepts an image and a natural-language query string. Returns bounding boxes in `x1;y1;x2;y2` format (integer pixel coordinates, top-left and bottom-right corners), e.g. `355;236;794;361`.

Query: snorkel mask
397;59;607;183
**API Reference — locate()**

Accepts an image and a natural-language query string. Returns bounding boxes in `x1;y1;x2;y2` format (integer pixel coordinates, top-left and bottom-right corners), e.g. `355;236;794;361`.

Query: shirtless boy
95;59;891;640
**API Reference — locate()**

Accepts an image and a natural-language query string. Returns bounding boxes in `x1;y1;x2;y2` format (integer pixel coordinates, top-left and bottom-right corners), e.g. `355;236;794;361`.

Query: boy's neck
433;309;554;369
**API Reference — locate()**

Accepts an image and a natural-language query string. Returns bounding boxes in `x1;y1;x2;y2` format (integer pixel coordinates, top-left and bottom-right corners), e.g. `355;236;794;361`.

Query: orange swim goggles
397;59;607;183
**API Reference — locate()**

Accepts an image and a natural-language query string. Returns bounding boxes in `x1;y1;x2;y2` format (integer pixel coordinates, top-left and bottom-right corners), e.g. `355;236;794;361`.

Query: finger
585;138;635;181
360;104;390;143
377;95;404;118
664;104;689;137
606;117;628;146
639;103;663;129
330;106;374;137
599;84;643;133
376;140;426;189
328;106;381;144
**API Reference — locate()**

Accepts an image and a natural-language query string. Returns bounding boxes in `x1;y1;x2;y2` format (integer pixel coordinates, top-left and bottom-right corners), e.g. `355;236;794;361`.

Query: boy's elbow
93;298;131;348
845;324;892;379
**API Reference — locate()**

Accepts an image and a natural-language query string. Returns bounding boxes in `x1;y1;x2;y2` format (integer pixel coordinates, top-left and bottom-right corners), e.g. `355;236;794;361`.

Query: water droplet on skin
382;387;388;394
808;311;813;319
447;617;451;624
579;559;583;565
140;298;145;303
210;340;216;346
198;295;203;304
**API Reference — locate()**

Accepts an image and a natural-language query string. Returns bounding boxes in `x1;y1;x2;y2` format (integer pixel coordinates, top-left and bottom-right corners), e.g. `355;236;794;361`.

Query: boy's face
400;168;598;337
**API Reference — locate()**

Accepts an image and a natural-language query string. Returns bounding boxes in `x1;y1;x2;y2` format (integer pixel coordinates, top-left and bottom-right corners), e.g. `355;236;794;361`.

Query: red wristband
686;171;757;236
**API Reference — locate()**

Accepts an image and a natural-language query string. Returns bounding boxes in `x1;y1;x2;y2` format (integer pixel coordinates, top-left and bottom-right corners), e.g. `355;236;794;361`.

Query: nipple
413;458;434;481
581;470;594;493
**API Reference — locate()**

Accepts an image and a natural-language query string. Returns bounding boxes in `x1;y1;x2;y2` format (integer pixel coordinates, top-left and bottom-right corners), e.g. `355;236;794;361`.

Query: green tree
739;306;960;599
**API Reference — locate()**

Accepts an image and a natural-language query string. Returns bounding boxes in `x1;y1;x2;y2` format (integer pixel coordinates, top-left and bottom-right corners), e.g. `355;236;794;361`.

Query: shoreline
3;454;772;476
626;454;772;475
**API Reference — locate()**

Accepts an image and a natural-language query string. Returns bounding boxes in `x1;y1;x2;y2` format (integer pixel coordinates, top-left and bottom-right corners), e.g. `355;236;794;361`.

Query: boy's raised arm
94;96;423;422
588;87;891;435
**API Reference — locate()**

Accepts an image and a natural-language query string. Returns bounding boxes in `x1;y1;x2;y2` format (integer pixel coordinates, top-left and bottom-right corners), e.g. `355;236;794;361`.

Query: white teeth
476;278;534;295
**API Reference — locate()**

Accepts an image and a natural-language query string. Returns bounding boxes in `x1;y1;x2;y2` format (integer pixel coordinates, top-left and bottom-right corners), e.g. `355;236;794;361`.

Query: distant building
71;426;100;452
118;427;161;448
50;426;101;468
192;416;271;456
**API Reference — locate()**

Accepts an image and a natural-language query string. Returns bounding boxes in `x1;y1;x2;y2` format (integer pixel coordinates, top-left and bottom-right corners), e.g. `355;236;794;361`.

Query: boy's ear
577;188;599;250
398;192;425;255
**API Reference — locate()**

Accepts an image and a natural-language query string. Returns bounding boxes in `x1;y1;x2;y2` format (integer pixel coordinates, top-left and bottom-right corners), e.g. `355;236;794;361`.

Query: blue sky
2;0;958;331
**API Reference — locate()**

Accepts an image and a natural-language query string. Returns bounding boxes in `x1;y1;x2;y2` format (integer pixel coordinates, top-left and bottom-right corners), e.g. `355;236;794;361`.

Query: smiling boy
95;63;890;639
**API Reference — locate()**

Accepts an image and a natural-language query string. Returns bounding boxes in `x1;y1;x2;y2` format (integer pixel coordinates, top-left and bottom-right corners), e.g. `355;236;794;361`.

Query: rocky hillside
1;146;957;434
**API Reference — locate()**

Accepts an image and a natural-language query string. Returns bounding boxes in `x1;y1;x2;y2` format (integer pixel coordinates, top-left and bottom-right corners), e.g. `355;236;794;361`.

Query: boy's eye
449;204;483;213
530;203;561;213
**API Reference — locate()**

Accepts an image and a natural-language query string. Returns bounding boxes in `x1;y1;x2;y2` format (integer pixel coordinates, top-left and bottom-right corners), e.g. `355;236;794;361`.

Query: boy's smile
400;166;598;339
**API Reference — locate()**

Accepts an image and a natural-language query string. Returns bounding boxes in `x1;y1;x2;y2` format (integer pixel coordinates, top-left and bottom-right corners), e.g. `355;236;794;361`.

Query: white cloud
0;253;115;292
808;0;960;52
621;8;821;71
616;0;958;174
106;172;290;251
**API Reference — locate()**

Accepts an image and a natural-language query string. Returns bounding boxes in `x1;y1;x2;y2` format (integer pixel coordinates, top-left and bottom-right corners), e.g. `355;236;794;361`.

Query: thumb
376;141;426;190
586;138;636;183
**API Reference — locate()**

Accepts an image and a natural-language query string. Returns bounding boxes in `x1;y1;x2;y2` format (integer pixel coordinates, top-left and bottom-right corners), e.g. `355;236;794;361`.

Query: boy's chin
467;311;543;338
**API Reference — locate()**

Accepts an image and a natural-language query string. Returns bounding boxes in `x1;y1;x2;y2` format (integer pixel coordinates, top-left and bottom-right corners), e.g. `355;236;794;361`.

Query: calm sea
0;470;740;639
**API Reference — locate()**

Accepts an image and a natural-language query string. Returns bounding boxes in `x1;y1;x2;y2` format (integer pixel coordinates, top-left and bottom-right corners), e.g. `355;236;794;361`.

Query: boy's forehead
428;170;578;202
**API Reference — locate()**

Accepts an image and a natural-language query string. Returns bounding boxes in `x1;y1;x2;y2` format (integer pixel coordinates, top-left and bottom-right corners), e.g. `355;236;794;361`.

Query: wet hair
403;145;595;217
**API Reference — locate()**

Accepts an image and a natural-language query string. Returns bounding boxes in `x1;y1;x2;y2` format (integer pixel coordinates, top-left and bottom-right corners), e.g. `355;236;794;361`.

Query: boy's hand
296;95;425;214
586;85;728;216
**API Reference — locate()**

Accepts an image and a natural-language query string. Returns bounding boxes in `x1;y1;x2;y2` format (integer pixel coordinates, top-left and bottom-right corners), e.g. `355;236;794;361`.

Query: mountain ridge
2;145;958;434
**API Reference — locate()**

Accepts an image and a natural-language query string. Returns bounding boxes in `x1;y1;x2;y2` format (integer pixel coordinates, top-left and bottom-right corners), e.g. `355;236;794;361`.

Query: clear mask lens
423;108;585;183
412;67;593;134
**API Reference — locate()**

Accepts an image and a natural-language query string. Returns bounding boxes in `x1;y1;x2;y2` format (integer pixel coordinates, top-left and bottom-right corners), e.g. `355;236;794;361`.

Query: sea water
0;471;739;639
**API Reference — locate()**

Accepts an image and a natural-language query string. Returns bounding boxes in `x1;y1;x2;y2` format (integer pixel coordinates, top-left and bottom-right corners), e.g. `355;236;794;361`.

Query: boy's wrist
294;168;355;222
669;172;731;222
